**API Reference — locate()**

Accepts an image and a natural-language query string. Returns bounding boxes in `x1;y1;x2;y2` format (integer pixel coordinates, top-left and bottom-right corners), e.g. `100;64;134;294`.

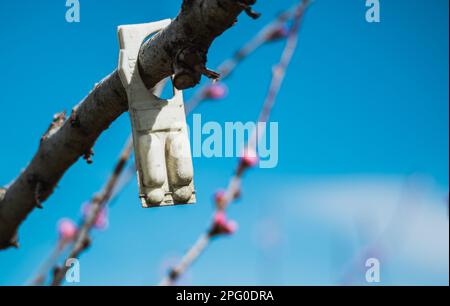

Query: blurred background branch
160;0;311;286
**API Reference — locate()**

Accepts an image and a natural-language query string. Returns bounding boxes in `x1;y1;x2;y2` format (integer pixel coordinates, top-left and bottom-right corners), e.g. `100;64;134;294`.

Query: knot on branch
27;175;56;210
83;148;94;164
236;0;261;19
9;237;19;249
34;182;44;209
173;47;220;90
0;232;19;250
40;111;67;144
208;211;238;237
69;107;81;128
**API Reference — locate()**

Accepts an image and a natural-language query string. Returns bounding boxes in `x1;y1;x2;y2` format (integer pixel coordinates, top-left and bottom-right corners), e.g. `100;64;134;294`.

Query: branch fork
173;47;221;89
236;0;261;19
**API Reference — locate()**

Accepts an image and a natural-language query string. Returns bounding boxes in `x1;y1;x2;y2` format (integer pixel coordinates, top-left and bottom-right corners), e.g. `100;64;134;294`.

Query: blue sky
0;0;448;285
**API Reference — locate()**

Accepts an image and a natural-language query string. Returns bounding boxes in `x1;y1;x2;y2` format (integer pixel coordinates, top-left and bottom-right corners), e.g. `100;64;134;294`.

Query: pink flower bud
240;147;259;168
210;211;238;236
57;218;77;241
225;220;238;234
94;208;108;230
214;189;227;205
82;203;109;230
204;83;228;100
214;211;227;225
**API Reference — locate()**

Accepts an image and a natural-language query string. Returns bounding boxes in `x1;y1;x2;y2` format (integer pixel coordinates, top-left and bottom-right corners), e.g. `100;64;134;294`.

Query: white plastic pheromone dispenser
117;20;196;208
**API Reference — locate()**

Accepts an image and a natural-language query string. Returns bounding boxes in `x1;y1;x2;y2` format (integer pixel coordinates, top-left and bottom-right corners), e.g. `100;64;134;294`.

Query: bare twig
160;0;311;286
50;137;134;286
159;234;210;286
185;6;296;113
28;240;67;286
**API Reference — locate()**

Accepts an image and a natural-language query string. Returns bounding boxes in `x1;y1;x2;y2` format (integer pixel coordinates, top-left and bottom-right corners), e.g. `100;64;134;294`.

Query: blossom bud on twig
57;219;77;242
204;83;228;100
209;211;238;237
82;203;109;230
239;147;259;169
214;189;227;206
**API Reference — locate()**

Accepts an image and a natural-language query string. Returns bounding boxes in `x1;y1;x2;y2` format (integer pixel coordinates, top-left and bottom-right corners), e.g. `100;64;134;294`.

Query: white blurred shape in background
253;174;448;285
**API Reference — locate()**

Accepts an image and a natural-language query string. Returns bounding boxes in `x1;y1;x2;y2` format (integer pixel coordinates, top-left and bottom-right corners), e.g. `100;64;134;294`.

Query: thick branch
0;0;256;250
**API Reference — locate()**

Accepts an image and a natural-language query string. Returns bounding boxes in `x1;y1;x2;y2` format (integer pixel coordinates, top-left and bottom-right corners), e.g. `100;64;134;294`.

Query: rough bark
0;0;258;250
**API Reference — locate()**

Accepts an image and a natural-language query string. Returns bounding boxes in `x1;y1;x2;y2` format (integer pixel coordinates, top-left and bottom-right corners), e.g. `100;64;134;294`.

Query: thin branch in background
160;0;311;286
28;219;77;286
184;5;297;114
41;78;166;286
49;137;134;286
28;136;133;286
159;234;210;286
30;144;137;286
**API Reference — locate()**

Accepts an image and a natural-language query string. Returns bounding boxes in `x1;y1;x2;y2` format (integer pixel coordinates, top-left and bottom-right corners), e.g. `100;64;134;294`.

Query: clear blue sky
0;0;448;285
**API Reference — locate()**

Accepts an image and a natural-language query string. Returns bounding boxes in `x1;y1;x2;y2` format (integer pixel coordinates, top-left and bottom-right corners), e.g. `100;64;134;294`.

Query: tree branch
0;0;257;250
